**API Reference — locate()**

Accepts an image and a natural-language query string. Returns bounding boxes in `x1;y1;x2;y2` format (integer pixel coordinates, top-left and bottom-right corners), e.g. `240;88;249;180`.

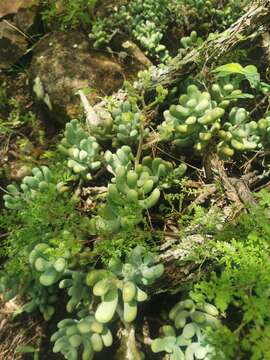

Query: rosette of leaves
89;20;112;49
111;100;149;146
86;246;164;324
151;299;221;360
3;166;52;209
139;155;187;189
51;312;113;360
180;31;203;49
90;164;161;233
217;107;261;158
257;115;270;145
0;273;57;321
132;20;170;62
158;84;225;151
105;145;134;175
22;283;59;321
29;243;70;286
210;82;249;109
58;119;101;180
59;271;91;313
92;148;186;233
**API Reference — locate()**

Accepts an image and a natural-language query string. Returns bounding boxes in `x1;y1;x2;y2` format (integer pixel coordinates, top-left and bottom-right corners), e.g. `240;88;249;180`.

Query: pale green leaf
15;345;37;353
213;63;244;76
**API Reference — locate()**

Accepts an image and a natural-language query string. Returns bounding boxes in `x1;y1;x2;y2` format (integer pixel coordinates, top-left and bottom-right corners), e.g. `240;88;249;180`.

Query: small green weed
89;227;157;266
41;0;98;30
190;191;270;359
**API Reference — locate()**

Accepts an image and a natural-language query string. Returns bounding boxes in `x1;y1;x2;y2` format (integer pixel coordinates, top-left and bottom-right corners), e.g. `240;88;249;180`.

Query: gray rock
29;31;125;125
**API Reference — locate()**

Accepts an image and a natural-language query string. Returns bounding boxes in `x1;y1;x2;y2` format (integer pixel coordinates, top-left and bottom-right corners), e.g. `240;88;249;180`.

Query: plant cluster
111;100;149;146
151;299;220;359
89;0;249;62
180;31;203;50
58;119;101;180
40;0;250;64
88;100;150;146
190;190;270;359
89;0;170;61
51;313;113;360
169;0;250;32
87;246;164;324
158;69;270;158
3;166;53;209
1;174;164;356
0;162;164;357
29;243;70;286
0;60;270;360
90;145;186;234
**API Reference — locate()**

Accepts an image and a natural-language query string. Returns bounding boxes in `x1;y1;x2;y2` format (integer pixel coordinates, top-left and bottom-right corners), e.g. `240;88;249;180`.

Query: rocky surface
29;31;125;124
0;0;38;19
0;1;39;69
0;21;28;69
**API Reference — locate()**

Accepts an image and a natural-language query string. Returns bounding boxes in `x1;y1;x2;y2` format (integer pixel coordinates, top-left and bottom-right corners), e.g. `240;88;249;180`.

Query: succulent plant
105;145;134;175
3;166;52;209
132;20;170;62
217;107;261;158
59;271;91;313
210;82;248;109
0;272;20;301
151;299;221;360
92;146;186;234
89;0;170;61
29;243;70;287
112;100;149;146
58;119;101;180
209;0;248;30
86;246;164;324
158;84;225;151
180;31;203;50
0;271;58;321
158;82;260;156
170;0;247;32
257;115;270;145
89;20;112;49
51;312;113;360
22;283;59;321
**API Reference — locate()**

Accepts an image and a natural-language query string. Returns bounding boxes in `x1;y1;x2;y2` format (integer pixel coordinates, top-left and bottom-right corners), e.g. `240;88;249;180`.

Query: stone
29;31;125;124
0;21;28;69
14;5;39;33
0;1;39;69
0;0;38;19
